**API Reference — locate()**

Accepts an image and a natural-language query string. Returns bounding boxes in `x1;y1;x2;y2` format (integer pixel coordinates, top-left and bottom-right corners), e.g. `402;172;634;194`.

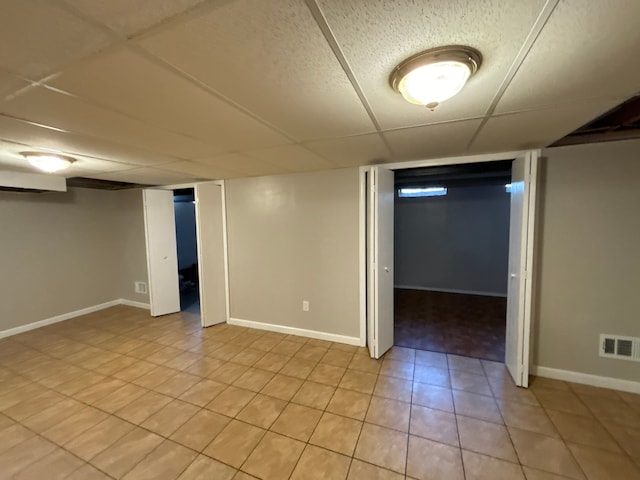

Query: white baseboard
394;285;507;298
531;365;640;394
228;317;363;347
0;299;150;339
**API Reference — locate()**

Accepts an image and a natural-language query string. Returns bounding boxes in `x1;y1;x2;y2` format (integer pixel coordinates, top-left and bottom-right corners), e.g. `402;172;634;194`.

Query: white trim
381;150;527;171
220;180;231;324
120;299;151;310
358;168;367;347
0;300;127;339
394;285;508;298
532;365;640;395
228;317;361;346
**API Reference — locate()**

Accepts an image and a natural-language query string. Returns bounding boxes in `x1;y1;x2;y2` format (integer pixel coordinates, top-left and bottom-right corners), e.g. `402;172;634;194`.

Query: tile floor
395;289;507;362
0;305;639;480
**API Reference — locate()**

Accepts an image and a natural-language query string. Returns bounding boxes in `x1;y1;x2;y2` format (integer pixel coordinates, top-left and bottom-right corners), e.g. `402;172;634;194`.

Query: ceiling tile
0;115;179;167
383;119;483;161
303;132;392;167
243;145;335;173
496;0;640;113
62;0;207;37
91;167;198;185
159;160;237;180
196;153;289;177
0;69;29;101
316;0;547;130
139;0;375;141
0;87;223;159
49;48;290;151
0;0;112;79
469;99;624;154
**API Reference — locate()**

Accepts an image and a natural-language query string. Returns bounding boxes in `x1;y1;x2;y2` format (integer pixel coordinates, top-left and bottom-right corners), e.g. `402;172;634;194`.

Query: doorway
173;188;200;315
393;161;512;362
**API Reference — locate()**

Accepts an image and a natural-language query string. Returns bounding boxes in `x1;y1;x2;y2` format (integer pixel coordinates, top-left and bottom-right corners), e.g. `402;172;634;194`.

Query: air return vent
599;334;640;362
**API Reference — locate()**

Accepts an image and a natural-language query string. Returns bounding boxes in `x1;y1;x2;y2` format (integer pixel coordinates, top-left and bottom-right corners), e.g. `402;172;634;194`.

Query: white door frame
359;149;538;374
146;181;230;327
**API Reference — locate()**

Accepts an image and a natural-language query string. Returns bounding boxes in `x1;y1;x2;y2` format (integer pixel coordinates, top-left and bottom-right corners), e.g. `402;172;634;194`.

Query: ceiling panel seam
465;0;560;152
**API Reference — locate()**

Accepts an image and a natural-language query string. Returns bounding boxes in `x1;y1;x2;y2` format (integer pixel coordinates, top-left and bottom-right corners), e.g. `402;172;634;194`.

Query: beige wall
0;187;148;332
226;168;361;339
535;139;640;381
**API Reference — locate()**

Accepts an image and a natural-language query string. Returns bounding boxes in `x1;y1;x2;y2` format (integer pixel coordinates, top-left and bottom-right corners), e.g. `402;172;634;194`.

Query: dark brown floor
394;289;506;362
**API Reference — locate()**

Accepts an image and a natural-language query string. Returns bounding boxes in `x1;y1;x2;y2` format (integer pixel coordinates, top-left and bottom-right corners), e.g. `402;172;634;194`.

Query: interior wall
535;139;640;382
394;183;511;296
226;168;360;339
174;201;198;270
0;187;148;332
117;189;149;304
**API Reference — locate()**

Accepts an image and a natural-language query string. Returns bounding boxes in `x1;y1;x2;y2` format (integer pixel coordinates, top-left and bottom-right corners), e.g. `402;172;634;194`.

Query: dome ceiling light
390;45;482;110
22;152;76;173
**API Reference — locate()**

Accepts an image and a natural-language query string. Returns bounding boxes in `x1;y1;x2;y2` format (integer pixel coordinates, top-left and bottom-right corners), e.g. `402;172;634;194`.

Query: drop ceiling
1;0;638;185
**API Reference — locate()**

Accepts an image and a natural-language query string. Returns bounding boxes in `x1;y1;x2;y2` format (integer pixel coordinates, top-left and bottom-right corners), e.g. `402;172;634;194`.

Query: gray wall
174;201;198;270
225;168;360;339
0;187;148;332
535;139;640;382
394;183;511;296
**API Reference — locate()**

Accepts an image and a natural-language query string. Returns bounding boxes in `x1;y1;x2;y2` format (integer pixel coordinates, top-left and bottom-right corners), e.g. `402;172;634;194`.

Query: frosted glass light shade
23;153;75;173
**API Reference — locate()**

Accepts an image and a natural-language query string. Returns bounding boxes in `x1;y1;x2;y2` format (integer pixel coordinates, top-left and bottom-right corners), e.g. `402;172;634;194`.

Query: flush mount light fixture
390;45;482;110
21;152;76;173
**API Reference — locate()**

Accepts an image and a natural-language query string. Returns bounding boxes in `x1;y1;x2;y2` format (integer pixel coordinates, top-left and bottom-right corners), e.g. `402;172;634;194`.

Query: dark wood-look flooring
394;289;506;362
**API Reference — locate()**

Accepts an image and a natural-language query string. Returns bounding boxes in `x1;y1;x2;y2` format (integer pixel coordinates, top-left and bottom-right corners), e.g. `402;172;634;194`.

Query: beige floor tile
604;423;640;458
348;356;382;374
236;393;287;429
93;383;148;413
112;360;157;382
0;435;57;478
242;431;306;480
354;423;407;474
295;345;328;362
232;368;274;392
154;372;201;397
260;374;303;401
179;379;227;407
414;350;448;368
489;376;541;406
579;395;640;429
177;454;236;480
42;406;109;446
20;398;80;432
457;415;518;462
380;359;414;381
327;388;371;420
339;369;378;394
55;371;108;396
409;404;459;447
93;355;138;376
203;419;266;468
290;445;350;480
481;360;509;378
206;386;256;417
253;352;289;373
547;409;622;453
122;440;197;480
407;435;464;480
374;375;413;403
412;382;454;412
568;443;639;480
170;409;231;451
271;403;323;442
347;459;404;479
4;389;65;421
74;378;128;404
453;390;503;423
534;389;592;417
13;448;85;480
413;364;451;388
131;365;179;389
462;449;525;480
529;377;571;392
65;415;135;461
279;357;317;380
0;424;36;454
499;400;559;437
114;390;172;424
90;427;164;479
320;349;354;368
447;354;484;375
230;348;265;367
250;336;281;352
292;381;336;410
141;399;200;437
66;463;113;480
184;357;225;377
307;363;346;387
310;412;363;456
522;466;579;479
569;383;623;401
207;363;249;384
450;370;493;396
365;396;410;432
385;346;416;363
508;427;584;479
270;340;303;356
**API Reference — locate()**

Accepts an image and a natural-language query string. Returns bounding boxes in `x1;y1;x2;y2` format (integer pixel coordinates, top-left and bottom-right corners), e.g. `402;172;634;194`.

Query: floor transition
0;305;638;479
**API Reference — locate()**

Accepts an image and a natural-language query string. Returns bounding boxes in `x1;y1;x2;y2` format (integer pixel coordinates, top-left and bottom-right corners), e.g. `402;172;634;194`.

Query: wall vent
599;334;640;362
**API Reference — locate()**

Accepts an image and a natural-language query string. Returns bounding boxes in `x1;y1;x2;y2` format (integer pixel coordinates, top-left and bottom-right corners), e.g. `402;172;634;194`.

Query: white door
143;189;180;317
505;152;539;387
368;167;395;359
195;182;228;327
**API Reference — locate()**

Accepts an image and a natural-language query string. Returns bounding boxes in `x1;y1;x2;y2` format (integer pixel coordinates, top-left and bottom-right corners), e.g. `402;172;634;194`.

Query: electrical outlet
302;300;309;312
134;281;148;294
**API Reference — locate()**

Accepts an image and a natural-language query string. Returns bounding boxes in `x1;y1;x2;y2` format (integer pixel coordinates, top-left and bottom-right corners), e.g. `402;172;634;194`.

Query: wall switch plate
134;281;148;294
302;300;309;311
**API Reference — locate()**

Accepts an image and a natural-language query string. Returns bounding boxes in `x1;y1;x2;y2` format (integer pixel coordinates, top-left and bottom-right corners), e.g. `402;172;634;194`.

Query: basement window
398;186;447;198
505;183;512;193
